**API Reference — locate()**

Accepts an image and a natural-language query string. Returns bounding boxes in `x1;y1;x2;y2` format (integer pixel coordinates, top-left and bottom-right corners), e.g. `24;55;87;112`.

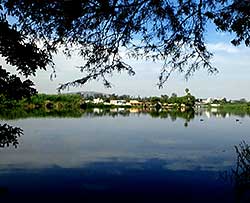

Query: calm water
1;109;250;202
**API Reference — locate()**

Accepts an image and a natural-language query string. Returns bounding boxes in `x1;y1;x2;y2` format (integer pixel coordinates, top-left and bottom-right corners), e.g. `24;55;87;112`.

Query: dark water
1;109;250;202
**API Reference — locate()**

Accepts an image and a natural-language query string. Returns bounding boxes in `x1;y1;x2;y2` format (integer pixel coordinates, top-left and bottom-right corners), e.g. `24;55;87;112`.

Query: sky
1;24;250;100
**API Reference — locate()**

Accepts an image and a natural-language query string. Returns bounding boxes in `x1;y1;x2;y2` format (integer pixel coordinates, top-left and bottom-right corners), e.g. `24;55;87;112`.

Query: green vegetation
25;93;82;107
0;67;37;101
202;98;250;117
0;93;83;109
0;93;85;120
0;89;195;122
0;89;196;112
3;89;250;120
216;103;250;118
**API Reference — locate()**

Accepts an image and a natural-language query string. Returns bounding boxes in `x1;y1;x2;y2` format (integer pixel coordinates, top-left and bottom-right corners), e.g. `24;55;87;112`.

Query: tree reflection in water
0;123;23;148
233;142;250;203
223;142;250;203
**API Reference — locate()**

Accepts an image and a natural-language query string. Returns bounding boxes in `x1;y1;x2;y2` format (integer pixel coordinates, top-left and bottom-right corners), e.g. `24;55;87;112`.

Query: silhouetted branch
0;123;23;148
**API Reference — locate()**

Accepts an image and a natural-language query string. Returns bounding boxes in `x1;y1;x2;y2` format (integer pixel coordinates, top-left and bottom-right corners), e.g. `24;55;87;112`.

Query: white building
93;98;104;104
202;98;213;104
110;100;131;106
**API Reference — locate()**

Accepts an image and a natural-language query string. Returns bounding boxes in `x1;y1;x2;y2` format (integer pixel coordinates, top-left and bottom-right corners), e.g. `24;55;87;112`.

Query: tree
168;93;178;103
183;94;196;107
185;88;190;95
0;66;37;101
220;97;227;104
160;94;169;103
109;93;118;100
171;93;178;98
240;98;247;103
149;96;161;104
118;94;131;101
0;66;37;147
223;142;250;203
0;0;249;92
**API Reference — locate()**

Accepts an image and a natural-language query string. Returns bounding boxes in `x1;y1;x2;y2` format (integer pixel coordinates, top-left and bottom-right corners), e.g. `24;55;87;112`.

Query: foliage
233;142;250;187
215;103;250;117
0;91;197;112
26;93;82;105
0;123;23;148
149;96;161;104
0;0;249;91
0;66;37;100
160;94;169;103
0;16;53;77
167;94;196;107
140;91;195;107
223;142;250;203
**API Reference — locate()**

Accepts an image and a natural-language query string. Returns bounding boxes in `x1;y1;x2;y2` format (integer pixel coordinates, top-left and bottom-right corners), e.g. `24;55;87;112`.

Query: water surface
1;109;250;202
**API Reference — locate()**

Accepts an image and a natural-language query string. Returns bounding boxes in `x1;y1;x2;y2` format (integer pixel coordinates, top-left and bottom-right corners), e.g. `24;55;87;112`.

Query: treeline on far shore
0;92;196;110
213;103;250;117
202;97;250;114
2;93;250;125
0;92;196;124
2;91;250;115
0;93;82;109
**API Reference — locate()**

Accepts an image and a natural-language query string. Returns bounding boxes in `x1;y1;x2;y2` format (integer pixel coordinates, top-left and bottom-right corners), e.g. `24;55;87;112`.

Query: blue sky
1;22;250;99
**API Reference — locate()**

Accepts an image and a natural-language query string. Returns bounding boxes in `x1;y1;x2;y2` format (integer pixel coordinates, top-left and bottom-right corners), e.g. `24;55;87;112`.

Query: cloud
207;42;240;54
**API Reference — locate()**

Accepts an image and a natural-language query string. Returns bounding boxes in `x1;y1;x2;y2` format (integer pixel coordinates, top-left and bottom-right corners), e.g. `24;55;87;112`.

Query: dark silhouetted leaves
0;123;23;148
0;66;37;100
0;0;249;89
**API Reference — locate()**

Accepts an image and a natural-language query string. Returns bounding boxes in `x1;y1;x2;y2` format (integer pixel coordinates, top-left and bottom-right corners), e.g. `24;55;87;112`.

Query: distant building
129;100;142;106
110;100;130;106
93;98;104;104
202;98;213;104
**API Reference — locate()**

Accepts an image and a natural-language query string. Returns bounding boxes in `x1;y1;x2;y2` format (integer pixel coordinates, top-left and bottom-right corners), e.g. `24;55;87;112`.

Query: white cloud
1;40;250;99
207;42;240;53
